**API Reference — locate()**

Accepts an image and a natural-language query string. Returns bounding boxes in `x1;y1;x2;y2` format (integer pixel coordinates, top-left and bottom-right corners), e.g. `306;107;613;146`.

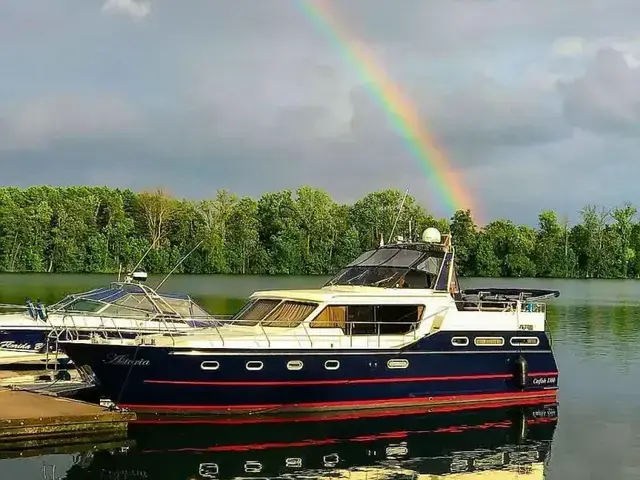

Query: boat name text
532;376;557;385
0;341;44;351
104;353;151;367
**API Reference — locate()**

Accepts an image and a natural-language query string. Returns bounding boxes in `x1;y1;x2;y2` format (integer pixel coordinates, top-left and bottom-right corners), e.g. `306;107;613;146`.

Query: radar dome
421;227;441;244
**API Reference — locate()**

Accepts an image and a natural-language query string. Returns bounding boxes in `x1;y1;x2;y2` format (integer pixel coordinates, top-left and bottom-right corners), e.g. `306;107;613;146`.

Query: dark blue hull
0;327;140;356
61;330;559;415
0;328;49;354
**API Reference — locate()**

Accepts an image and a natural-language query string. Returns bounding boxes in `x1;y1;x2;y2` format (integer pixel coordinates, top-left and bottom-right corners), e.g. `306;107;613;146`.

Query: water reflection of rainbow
296;0;480;222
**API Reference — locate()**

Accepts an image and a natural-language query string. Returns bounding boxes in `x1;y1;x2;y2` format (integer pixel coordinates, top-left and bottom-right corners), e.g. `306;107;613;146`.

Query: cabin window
451;336;469;346
311;304;423;335
474;337;505;346
232;299;281;326
310;306;347;329
324;360;340;370
287;360;304;371
376;305;423;334
350;305;423;335
201;361;220;370
246;361;264;371
261;301;318;327
387;359;409;369
510;337;540;347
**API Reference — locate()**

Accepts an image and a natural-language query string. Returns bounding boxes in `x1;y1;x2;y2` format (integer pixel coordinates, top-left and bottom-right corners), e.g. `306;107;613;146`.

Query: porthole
244;461;262;473
200;361;220;370
286;458;302;468
510;337;540;347
287;360;304;371
199;463;219;477
474;337;505;347
387;359;409;369
246;360;264;371
323;454;339;466
451;337;469;347
324;360;340;370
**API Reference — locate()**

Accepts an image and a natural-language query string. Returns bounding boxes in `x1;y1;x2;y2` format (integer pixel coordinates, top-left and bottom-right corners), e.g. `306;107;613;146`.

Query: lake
2;274;640;479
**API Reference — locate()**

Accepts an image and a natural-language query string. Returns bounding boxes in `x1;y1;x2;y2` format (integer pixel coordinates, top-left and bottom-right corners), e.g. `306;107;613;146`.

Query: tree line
0;185;637;278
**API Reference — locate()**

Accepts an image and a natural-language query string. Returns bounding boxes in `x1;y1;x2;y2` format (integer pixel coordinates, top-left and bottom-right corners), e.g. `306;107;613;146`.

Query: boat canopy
325;242;459;292
48;282;211;318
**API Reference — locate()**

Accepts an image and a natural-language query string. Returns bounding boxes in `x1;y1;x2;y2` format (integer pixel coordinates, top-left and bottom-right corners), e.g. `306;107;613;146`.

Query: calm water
2;274;640;479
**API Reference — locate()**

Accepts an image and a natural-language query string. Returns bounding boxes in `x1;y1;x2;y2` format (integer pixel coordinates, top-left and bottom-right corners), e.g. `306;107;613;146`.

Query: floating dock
0;387;135;443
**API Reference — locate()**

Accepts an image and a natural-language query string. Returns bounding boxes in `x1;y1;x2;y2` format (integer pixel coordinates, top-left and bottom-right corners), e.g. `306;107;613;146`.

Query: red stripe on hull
120;388;558;415
131;396;558;424
143;371;559;387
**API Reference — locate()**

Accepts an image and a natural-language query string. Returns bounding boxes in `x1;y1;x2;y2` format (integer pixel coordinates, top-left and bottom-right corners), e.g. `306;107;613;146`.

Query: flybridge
325;228;460;293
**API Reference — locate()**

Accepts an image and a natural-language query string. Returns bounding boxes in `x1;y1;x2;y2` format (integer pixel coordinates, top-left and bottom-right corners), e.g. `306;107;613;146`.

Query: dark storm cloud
560;48;640;136
1;0;640;222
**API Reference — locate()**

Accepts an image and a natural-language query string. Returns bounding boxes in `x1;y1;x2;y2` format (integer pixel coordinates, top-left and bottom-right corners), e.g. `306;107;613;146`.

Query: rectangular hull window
474;337;505;347
510;337;540;346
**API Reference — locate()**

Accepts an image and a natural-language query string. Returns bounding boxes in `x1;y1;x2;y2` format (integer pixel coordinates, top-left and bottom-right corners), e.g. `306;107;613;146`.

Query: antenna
155;240;204;291
389;188;409;242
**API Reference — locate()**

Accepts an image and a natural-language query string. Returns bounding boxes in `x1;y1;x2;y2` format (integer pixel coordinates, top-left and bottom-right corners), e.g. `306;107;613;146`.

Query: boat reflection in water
65;402;558;480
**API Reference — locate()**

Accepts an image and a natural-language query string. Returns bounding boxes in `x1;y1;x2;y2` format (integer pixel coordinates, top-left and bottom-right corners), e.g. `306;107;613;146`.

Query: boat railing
151;320;423;349
455;298;547;314
42;310;220;363
150;307;452;349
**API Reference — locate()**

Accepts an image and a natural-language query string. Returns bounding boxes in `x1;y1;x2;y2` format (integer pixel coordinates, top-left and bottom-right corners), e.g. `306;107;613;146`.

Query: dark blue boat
59;228;560;415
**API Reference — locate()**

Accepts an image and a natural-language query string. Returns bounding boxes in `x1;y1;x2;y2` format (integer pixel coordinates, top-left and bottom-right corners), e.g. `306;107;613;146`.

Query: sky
1;0;640;224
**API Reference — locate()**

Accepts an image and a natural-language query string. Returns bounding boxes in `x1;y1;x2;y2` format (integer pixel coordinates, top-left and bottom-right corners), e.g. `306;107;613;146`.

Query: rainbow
295;0;479;220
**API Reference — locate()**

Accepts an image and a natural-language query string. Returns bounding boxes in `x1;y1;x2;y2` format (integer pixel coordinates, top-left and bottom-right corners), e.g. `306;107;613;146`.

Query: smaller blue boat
0;271;214;365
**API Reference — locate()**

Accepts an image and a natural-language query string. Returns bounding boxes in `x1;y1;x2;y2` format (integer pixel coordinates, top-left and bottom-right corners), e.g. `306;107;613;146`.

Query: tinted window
261;301;318;327
232;299;281;326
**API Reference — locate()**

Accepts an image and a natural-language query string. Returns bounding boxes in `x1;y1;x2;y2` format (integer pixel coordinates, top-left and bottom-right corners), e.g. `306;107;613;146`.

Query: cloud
349;75;570;155
4;0;640;223
0;94;144;151
101;0;150;21
559;48;640;135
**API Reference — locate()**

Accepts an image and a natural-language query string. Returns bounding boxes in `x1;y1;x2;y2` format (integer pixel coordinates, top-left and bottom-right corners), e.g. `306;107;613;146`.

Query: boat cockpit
46;282;211;320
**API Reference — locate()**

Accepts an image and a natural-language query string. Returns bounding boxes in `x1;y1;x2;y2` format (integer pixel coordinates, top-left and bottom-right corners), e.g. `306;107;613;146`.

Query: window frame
474;336;505;347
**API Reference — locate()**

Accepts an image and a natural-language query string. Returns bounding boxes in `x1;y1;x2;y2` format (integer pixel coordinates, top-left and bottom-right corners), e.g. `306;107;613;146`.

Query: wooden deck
0;387;135;442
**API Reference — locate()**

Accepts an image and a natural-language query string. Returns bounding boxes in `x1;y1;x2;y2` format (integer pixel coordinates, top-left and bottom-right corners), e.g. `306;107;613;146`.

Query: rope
114;341;142;408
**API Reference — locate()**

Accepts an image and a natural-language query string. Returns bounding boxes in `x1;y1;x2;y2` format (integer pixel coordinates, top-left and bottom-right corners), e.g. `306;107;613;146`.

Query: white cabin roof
249;285;451;303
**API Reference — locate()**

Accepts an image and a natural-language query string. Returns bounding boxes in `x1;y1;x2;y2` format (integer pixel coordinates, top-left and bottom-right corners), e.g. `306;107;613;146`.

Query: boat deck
0;387;135;442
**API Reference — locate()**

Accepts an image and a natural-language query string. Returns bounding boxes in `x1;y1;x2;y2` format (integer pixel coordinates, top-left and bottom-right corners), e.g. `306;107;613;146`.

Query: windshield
60;298;105;313
326;247;444;288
